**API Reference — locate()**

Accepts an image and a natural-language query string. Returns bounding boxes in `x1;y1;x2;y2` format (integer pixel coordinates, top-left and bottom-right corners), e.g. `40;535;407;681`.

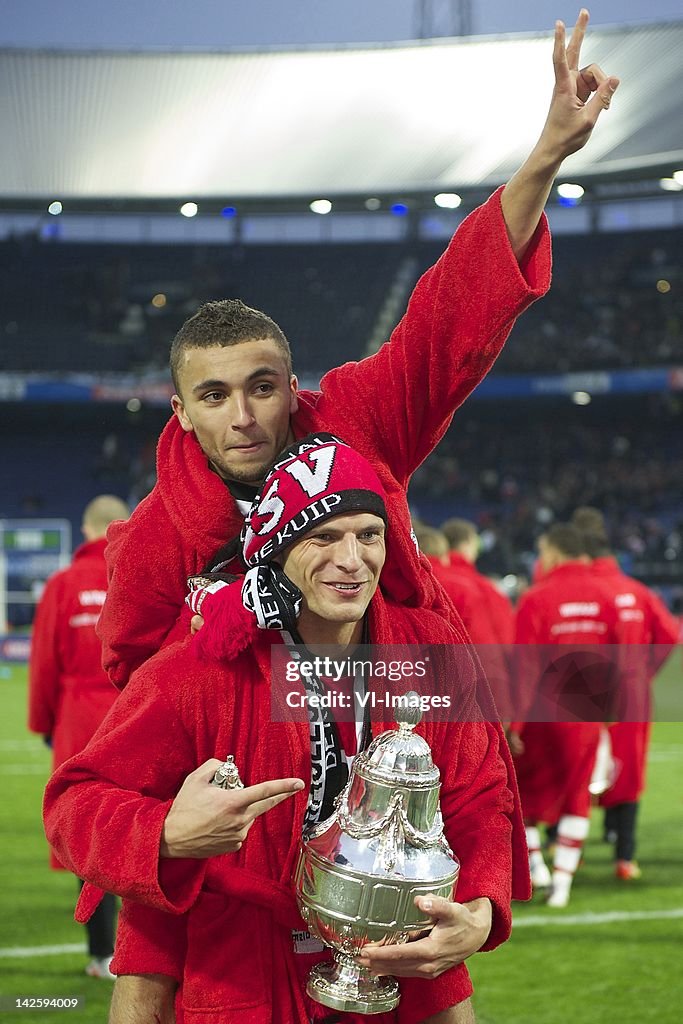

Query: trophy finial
395;692;422;732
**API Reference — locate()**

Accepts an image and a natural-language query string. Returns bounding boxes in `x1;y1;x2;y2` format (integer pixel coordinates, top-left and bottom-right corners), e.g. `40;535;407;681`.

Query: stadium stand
1;225;681;376
1;391;681;627
0;237;402;375
410;394;683;587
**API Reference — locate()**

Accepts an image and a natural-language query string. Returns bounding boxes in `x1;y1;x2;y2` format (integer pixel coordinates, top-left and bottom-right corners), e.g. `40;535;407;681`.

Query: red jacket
590;557;680;804
512;562;620;823
514;562;619;647
446;553;515;716
28;538;118;869
448;553;514;645
513;561;621;721
424;556;481;640
590;557;679;665
46;593;516;1024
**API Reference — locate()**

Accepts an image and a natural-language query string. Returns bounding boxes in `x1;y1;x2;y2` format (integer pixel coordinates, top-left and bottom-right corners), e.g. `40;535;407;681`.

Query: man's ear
171;394;194;433
289;375;299;415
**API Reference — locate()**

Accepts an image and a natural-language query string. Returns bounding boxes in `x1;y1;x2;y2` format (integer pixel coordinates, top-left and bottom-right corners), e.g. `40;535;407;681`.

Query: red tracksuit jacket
512;562;620;823
28;538;117;868
590;557;680;805
448;553;515;645
424;555;482;641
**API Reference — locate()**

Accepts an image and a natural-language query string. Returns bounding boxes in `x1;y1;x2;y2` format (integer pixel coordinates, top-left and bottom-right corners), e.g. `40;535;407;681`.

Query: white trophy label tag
292;929;325;954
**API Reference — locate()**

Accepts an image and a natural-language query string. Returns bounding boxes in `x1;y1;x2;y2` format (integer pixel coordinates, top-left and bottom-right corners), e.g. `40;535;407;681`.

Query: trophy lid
354;694;440;789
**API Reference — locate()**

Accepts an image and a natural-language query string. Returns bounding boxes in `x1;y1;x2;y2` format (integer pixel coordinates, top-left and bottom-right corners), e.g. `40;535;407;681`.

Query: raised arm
501;9;619;260
318;186;551;480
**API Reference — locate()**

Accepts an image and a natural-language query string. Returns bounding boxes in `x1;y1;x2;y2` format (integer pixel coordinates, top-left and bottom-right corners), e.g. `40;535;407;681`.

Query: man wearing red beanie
46;435;517;1024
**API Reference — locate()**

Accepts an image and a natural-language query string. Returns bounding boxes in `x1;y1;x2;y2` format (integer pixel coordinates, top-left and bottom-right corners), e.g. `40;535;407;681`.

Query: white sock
548;869;573;905
554;814;590;875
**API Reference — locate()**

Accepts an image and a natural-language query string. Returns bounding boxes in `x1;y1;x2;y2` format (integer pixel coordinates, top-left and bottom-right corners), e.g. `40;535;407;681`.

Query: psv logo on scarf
241;433;387;568
247;443;338;538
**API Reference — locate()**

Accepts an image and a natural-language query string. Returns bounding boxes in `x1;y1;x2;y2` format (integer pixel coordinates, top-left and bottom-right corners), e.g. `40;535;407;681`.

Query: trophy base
307;956;399;1014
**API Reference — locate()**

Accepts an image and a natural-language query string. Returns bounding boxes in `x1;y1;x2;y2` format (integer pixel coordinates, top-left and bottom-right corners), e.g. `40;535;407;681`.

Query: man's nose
229;394;256;429
334;534;363;571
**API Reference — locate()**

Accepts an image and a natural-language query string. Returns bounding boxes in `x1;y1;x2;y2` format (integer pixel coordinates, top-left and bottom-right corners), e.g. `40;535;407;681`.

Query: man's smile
321;581;367;596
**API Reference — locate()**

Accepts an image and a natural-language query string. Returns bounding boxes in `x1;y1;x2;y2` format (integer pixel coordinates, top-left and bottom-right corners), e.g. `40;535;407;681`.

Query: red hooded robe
46;593;516;1024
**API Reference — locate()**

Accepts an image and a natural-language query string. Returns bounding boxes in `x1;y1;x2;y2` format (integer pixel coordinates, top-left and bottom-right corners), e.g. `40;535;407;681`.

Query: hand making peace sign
541;8;620;162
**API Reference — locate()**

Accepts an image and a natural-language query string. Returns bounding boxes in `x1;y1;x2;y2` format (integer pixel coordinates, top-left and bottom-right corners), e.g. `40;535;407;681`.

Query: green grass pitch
1;660;681;1023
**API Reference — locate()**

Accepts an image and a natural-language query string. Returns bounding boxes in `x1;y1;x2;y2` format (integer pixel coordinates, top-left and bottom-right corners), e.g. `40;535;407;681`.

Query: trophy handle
338;789;448;849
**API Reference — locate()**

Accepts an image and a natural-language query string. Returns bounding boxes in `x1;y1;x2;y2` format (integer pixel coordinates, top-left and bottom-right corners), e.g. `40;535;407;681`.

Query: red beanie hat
241;433;387;567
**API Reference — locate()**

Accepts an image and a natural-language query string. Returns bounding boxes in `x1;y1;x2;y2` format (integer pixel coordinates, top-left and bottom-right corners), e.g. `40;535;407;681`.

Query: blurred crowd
1;223;680;376
409;396;683;585
497;229;682;373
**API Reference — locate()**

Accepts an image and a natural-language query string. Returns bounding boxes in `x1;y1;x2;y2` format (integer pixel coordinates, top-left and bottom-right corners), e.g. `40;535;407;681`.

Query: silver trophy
294;696;460;1014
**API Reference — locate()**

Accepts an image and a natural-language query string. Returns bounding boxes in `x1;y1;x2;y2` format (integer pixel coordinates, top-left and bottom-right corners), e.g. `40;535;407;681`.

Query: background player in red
413;524;481;640
28;494;130;979
415;523;513;717
440;519;515;646
572;506;680;880
511;523;620;907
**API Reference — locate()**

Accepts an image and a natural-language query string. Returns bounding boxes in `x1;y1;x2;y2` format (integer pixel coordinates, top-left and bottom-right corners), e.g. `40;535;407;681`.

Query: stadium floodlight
180;202;199;217
557;183;584;200
434;192;462;209
47;201;63;216
364;198;381;211
673;170;683;185
572;391;591;405
127;398;142;413
309;199;332;215
659;177;683;192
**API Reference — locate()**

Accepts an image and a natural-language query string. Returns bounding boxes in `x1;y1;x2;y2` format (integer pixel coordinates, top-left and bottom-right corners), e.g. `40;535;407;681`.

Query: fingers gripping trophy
294;697;460;1014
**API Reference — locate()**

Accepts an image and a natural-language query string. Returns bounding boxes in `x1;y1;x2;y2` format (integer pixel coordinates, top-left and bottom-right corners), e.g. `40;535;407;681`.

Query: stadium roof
1;22;682;209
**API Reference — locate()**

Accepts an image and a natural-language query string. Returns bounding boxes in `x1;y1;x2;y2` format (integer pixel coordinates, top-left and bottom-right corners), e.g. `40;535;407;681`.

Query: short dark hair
544;523;585;560
572;506;606;535
170;299;292;393
571;506;611;558
441;517;477;550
